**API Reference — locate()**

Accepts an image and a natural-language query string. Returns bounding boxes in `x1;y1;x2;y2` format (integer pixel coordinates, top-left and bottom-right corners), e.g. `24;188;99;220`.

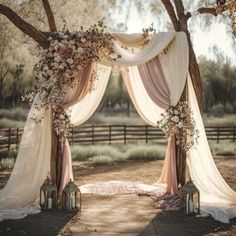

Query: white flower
171;115;179;123
77;47;83;53
81;37;86;43
59;114;65;119
67;58;74;64
177;121;183;128
174;110;179;115
54;55;61;62
77;65;82;70
59;64;64;70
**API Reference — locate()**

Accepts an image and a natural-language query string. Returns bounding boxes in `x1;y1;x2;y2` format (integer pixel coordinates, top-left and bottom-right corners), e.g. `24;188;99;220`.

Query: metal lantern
62;179;81;211
40;177;57;210
181;179;200;215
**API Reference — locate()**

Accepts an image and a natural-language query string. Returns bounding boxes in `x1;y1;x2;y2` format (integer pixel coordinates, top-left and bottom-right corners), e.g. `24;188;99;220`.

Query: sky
108;2;236;64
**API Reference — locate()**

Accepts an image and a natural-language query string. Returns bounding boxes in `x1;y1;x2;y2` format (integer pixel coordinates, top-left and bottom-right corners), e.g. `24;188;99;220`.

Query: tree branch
160;0;180;31
0;4;48;48
42;0;57;32
197;7;218;16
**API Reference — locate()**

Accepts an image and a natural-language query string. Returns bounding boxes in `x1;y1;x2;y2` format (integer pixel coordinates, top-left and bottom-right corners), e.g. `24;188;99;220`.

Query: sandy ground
0;157;236;235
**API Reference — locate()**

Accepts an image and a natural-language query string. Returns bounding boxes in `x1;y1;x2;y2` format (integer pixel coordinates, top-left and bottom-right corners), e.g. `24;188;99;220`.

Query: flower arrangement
27;21;120;136
157;101;199;151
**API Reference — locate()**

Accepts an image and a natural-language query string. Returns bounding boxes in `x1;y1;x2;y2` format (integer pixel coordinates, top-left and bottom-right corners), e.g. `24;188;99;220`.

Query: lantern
62;179;81;211
181;179;200;215
40;177;57;210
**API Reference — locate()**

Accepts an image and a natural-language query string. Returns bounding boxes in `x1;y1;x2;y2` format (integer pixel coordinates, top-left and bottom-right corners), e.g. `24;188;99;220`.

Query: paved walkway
68;195;159;236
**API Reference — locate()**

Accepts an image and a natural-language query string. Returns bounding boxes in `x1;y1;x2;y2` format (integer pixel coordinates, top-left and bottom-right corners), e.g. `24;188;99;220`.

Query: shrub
0;108;28;121
89;155;113;165
0;158;15;170
209;141;236;156
125;145;165;161
209;104;224;117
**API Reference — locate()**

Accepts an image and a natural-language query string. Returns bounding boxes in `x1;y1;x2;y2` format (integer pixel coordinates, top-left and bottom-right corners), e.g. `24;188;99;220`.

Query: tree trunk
161;0;203;187
51;129;63;194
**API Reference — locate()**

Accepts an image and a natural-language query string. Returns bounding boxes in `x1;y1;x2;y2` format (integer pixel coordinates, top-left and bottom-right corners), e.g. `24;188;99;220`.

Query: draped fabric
0;96;52;220
2;31;236;224
187;76;236;223
59;62;97;193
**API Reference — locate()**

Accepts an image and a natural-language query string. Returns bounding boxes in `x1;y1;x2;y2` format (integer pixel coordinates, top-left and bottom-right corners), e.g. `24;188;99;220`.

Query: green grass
209;141;236;156
202;114;236;127
0;158;15;170
71;144;166;164
0;107;29;128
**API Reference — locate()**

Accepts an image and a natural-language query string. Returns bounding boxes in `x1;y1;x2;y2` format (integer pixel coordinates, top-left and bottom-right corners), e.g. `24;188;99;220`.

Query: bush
89;155;113;165
125;145;165;161
71;144;166;164
209;104;224;117
209;141;236;156
0;107;28;121
0;158;15;170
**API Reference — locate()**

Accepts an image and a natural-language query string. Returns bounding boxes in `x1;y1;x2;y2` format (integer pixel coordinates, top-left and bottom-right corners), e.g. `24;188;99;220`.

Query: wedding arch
0;1;236;225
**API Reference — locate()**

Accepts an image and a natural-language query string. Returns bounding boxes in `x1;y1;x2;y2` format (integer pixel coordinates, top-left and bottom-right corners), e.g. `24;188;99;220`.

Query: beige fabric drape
138;56;170;109
60;62;97;193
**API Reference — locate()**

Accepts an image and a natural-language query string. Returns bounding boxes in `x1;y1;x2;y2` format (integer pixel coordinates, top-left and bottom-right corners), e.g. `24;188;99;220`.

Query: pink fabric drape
158;136;178;194
59;62;96;193
138;57;178;195
138;57;170;109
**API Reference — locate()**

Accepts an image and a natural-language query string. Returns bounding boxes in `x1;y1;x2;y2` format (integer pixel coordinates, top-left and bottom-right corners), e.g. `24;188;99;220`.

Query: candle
186;196;189;214
71;195;75;208
189;200;194;213
40;192;45;205
48;198;52;209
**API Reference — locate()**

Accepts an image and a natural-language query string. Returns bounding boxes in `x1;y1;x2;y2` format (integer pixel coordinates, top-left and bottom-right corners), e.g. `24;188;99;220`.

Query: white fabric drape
108;32;176;66
159;32;189;106
70;64;111;126
187;76;236;223
0;95;51;221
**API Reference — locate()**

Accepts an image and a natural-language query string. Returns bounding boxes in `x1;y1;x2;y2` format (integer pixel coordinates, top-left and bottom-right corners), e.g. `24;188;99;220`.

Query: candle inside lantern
189;200;194;213
71;195;75;208
48;198;52;209
40;191;45;204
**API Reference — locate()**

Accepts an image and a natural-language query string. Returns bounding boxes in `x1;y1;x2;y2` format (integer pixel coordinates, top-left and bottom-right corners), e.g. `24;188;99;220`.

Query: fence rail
0;125;236;154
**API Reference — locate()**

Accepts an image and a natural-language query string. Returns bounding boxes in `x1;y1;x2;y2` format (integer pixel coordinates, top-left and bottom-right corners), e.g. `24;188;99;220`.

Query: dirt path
0;158;236;236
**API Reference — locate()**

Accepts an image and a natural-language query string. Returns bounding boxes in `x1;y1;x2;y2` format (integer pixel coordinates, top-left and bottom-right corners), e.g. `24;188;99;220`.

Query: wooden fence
0;125;236;154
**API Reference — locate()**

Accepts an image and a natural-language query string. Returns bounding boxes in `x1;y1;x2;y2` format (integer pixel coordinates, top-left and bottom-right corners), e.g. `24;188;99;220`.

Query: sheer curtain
0;95;52;220
187;76;236;223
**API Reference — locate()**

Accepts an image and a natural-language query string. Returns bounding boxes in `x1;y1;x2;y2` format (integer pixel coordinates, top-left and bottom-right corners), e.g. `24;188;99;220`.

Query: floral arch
0;27;236;224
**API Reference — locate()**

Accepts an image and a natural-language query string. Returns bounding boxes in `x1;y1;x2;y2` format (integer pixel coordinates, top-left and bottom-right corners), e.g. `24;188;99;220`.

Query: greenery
71;144;166;164
209;141;236;156
0;141;235;170
0;158;15;170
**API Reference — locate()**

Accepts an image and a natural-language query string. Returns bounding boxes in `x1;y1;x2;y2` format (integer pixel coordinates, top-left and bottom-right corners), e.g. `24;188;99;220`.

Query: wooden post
92;124;94;145
124;125;126;144
109;125;111;145
145;125;148;144
8;127;11;152
16;128;19;150
233;127;235;142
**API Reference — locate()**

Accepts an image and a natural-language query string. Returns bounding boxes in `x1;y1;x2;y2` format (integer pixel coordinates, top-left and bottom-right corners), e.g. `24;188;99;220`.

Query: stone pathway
67;195;159;236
